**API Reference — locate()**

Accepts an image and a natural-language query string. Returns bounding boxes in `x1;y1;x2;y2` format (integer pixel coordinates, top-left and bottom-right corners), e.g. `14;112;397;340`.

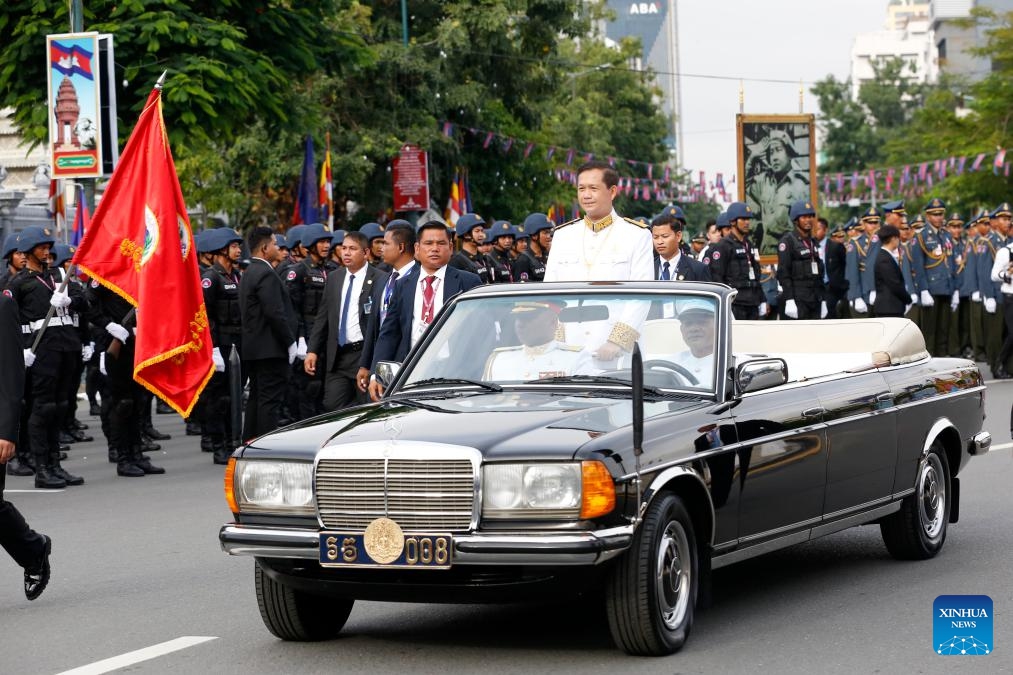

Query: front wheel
880;442;950;560
255;561;353;641
606;493;698;655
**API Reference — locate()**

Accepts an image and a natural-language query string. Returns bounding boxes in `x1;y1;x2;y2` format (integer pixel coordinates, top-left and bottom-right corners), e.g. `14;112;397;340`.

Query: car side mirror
735;358;788;394
374;361;401;388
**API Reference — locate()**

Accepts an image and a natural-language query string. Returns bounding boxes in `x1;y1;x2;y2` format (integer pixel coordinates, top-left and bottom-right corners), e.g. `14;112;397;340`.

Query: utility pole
68;0;95;215
401;0;409;47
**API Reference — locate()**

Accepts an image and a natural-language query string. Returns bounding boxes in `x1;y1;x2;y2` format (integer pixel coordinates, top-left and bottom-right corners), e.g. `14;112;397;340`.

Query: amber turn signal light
224;457;239;514
580;460;615;519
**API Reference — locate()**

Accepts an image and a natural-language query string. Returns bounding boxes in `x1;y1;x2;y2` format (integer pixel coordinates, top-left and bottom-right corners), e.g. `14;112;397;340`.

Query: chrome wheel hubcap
655;520;691;630
917;454;945;540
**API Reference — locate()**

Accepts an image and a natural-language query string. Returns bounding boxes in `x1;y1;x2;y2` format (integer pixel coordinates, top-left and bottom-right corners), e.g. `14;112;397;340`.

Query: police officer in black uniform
200;228;244;464
706;202;765;320
487;220;516;283
2;233;35;477
450;213;492;284
8;228;85;488
778;200;827;320
512;213;551;282
285;223;331;420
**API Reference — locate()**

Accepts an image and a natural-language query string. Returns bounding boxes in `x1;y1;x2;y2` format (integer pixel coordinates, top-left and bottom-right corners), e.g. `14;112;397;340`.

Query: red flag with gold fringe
72;84;213;416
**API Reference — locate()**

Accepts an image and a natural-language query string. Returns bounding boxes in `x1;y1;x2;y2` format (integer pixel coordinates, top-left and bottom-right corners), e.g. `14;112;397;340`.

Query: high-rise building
850;15;937;99
601;1;682;167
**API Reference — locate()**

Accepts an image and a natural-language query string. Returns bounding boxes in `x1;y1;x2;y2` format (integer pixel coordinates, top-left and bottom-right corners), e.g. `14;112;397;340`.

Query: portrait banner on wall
47;32;103;178
736;114;817;258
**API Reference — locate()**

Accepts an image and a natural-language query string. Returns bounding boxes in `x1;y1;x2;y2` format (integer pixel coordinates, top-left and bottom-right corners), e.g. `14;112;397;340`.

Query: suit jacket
653;254;711;281
371;265;482;367
240;258;296;361
825;239;849;295
0;296;25;443
308;264;388;371
873;248;910;317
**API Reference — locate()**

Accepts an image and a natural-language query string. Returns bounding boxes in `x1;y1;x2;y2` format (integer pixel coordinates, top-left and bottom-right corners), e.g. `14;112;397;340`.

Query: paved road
2;377;1011;674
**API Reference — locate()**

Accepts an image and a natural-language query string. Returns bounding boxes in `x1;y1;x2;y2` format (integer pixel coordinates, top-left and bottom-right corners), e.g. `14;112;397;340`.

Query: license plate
319;532;453;568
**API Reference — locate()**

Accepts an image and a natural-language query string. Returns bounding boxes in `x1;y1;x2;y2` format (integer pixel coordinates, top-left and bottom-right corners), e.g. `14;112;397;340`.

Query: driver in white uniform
660;299;716;388
484;301;594;381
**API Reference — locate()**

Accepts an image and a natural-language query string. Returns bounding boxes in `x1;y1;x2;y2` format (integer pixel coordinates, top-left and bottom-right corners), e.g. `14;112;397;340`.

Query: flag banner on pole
444;168;462;225
48;179;66;236
71;184;89;246
319;135;333;229
292;135;317;225
71;85;213;417
994;149;1006;175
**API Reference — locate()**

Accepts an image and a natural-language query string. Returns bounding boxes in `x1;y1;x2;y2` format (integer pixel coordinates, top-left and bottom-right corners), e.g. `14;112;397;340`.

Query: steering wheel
641;359;699;386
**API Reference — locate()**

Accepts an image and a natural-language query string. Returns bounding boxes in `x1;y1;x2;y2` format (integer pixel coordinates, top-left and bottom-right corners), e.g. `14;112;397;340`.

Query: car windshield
400;291;719;392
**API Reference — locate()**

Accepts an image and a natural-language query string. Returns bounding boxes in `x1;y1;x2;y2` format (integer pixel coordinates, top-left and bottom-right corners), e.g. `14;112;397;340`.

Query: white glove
212;347;225;372
99;351;107;376
106;322;129;342
869;291;877;305
852;298;868;314
950;290;960;312
784;299;798;319
911;293;919;306
985;297;997;314
920;290;934;307
82;342;94;361
23;349;35;368
972;291;982;302
49;289;72;308
758;302;768;317
820;301;828;319
296;336;308;360
287;341;298;365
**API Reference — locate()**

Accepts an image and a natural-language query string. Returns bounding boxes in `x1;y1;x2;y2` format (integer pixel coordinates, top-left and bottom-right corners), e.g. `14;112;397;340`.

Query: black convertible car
220;282;990;655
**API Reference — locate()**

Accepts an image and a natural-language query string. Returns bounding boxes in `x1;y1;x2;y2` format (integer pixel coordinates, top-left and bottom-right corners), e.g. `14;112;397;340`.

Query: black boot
89;401;101;416
6;456;35;476
72;419;89;430
133;451;166;475
185;420;202;436
59;430;77;445
68;427;94;443
116;448;145;477
107;446;119;464
143;426;171;441
34;466;67;489
212;439;232;465
140;435;161;453
156;399;173;415
50;450;84;486
200;435;213;452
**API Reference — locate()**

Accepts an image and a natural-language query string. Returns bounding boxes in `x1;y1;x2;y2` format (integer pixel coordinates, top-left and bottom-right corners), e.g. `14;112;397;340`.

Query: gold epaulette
622;217;649;229
553;218;581;232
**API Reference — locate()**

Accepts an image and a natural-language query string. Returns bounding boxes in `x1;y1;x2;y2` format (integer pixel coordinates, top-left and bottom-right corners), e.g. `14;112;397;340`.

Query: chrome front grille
316;456;476;531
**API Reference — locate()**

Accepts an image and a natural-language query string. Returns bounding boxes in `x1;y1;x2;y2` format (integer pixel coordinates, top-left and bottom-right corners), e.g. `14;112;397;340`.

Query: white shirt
339;265;366;343
412;265;447;347
991;244;1013;295
658;252;682;280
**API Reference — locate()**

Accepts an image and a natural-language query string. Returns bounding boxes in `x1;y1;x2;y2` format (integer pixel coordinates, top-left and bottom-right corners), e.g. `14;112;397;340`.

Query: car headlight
232;460;314;514
482;461;615;520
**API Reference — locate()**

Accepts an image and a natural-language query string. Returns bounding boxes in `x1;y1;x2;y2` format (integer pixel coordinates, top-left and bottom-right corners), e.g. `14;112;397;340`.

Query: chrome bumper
219;524;633;565
970;431;992;456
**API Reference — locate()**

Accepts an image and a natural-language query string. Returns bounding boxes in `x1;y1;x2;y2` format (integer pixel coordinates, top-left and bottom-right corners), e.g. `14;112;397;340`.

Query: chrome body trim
811;502;900;539
922;417;956;459
711;530;812;569
643;466;716;543
220;525;319;559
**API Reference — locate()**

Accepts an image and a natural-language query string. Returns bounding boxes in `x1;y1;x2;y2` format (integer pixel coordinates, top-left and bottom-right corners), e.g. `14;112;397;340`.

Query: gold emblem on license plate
363;517;405;564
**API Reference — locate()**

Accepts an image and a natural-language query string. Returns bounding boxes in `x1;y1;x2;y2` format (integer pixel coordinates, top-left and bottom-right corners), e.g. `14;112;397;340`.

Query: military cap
676;298;715;317
716;211;731;229
286;224;309;249
416;213;450;233
274;233;289;249
386;219;413;230
830;227;846;238
658;204;687;223
910;213;925;227
359;222;386;241
331;229;346;247
490;220;517;239
691;232;707;244
52;243;76;267
846;217;861;231
2;233;19;259
301;223;332;248
923;197;945;214
858;207;881;222
515;228;530;240
973;210;991;224
522;213;552;235
634;216;651;227
881;200;906;215
946;213;965;226
726;202;754;221
990;202;1012;218
455;213;486;238
789;200;816;221
16;226;56;252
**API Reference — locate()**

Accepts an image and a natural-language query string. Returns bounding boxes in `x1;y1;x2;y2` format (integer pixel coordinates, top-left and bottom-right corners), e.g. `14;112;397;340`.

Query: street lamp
566;63;612;97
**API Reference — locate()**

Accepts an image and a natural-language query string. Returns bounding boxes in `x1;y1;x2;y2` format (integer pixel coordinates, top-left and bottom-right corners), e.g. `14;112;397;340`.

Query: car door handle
876;393;893;403
801;407;825;419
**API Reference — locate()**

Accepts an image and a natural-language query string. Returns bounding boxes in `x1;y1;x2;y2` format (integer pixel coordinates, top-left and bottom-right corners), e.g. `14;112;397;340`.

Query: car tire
605;492;698;656
254;561;353;641
880;441;950;560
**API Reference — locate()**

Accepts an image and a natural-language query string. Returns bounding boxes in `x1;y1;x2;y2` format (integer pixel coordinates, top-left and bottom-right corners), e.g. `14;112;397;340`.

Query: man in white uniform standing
545;160;653;369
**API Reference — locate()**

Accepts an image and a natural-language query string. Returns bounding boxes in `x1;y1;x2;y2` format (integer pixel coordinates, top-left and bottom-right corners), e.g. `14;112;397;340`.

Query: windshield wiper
526;375;663;395
401;377;503;393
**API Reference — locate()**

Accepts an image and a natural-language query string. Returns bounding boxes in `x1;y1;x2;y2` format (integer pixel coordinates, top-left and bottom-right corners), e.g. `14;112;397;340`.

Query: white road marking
4;489;64;494
55;636;218;675
989;441;1012;451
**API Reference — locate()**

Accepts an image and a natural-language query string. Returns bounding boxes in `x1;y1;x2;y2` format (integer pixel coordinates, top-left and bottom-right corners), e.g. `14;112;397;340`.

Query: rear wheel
880;442;950;560
255;561;353;641
606;493;698;655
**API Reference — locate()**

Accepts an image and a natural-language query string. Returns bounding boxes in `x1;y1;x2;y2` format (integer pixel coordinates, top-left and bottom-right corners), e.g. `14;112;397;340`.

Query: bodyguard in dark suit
817;219;849;319
240;227;296;440
872;225;910;318
651;207;711;282
368;221;482;399
0;295;52;600
306;231;388;411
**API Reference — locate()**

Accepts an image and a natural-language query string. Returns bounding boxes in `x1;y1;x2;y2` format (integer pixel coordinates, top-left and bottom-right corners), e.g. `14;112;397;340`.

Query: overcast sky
676;0;889;192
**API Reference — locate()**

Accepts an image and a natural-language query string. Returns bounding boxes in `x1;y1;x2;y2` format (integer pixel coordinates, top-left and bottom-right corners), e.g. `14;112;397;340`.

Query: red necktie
421;275;436;324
